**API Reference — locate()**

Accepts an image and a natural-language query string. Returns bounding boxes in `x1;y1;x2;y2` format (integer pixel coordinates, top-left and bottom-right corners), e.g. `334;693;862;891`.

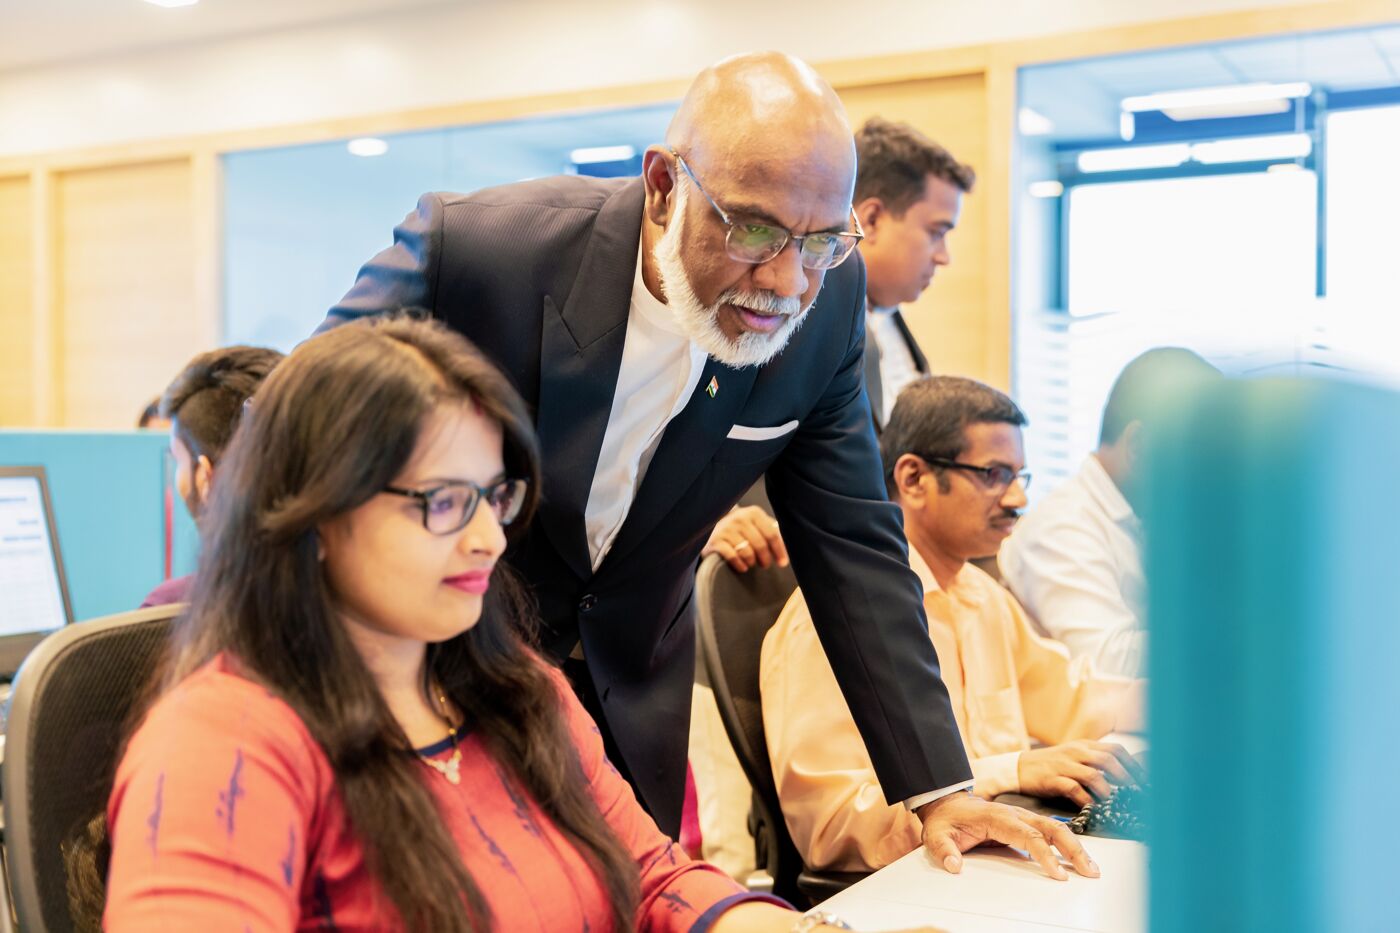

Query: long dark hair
156;316;637;930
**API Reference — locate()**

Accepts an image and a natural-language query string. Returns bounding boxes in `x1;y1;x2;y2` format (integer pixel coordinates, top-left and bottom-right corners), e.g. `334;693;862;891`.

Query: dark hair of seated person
64;314;638;932
135;397;163;429
879;374;1027;495
160;344;285;463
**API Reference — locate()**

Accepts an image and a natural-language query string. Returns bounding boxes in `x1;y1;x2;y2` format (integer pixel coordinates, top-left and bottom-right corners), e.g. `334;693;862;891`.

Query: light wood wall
0;175;35;425
840;71;990;382
53;159;200;427
0;0;1391;425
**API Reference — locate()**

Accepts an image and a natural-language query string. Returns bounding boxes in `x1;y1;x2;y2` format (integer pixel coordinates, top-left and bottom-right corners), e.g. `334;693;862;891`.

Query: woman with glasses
99;316;935;932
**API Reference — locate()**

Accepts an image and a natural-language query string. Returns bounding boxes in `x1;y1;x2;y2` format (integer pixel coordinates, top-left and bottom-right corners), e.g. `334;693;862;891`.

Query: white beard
652;180;810;369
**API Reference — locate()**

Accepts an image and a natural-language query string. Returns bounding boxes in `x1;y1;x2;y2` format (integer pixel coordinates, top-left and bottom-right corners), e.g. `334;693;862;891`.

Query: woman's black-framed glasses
921;456;1031;493
383;479;529;535
670;148;864;271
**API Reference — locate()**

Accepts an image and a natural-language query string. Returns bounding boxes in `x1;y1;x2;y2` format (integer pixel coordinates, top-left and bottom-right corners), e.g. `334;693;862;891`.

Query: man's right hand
702;505;788;573
1016;740;1146;808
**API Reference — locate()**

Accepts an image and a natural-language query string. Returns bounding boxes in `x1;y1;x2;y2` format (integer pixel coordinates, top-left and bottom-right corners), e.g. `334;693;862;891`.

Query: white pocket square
726;420;798;442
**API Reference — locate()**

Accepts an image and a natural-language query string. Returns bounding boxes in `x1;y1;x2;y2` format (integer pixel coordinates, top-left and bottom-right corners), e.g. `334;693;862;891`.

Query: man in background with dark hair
762;376;1143;871
853;116;973;430
703;118;973;571
1000;347;1222;676
138;345;283;608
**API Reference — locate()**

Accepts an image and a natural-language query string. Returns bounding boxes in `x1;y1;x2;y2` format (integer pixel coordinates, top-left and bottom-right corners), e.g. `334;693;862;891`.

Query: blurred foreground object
1147;377;1400;932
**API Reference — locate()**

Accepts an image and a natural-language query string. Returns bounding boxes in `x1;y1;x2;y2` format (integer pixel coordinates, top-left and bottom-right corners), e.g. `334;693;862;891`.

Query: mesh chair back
694;554;800;896
2;605;180;933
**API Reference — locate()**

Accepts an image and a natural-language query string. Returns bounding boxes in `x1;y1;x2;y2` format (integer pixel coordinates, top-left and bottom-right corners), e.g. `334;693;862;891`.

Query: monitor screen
0;467;73;638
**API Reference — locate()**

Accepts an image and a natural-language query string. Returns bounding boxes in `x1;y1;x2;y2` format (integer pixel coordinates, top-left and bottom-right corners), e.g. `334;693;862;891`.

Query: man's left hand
916;792;1099;881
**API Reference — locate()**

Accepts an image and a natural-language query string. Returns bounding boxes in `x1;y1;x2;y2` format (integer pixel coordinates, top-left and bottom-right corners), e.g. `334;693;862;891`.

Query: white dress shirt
998;454;1148;677
867;305;923;424
584;243;707;571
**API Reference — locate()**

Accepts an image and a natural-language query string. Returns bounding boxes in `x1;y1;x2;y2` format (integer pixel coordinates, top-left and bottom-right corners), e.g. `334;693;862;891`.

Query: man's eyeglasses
920;456;1032;493
670;149;864;271
383;478;529;535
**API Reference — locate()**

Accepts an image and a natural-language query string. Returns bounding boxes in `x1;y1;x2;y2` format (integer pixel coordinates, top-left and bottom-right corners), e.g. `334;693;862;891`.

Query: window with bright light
1017;169;1318;493
1067;171;1317;316
1320;105;1400;380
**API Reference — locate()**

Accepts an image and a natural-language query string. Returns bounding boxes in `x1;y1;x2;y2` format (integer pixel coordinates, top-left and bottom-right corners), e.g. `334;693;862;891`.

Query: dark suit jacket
325;175;971;834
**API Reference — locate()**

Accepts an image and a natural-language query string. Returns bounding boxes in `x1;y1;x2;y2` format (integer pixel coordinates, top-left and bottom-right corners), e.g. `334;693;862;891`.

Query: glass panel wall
223;103;675;351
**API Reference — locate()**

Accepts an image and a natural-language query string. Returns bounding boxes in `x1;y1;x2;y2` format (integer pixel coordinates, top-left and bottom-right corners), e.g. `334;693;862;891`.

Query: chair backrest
693;554;801;897
2;605;180;933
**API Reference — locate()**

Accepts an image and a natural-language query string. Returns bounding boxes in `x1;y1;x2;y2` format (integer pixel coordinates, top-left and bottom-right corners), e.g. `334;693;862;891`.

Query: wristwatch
791;909;853;932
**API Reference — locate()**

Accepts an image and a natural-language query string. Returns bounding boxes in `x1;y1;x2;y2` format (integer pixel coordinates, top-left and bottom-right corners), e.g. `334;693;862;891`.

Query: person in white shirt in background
998;347;1222;678
693;119;976;880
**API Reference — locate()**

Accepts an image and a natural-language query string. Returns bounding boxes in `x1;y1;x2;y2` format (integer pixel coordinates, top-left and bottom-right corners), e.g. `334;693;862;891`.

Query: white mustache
722;289;803;317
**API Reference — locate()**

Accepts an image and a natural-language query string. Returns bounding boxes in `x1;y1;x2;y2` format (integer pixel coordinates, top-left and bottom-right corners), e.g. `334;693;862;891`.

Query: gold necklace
420;682;462;786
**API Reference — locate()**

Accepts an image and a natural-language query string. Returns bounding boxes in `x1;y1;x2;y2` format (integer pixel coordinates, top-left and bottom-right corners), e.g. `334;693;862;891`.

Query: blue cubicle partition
1147;378;1400;932
0;431;199;621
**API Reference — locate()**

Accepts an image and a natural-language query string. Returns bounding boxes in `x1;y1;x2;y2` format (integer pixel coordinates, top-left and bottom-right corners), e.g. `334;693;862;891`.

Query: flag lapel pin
706;376;719;398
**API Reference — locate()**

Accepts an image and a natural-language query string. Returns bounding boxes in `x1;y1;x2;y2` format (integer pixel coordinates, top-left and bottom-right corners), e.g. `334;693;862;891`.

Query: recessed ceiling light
1027;180;1064;198
570;145;636;164
143;0;200;8
347;137;389;158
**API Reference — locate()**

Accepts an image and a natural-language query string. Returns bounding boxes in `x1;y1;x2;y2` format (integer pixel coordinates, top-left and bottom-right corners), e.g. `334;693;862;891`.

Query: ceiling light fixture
1122;82;1312;122
1119;112;1136;142
1077;143;1191;173
1076;133;1312;174
346;137;389;157
569;145;636;164
1027;180;1065;198
1190;133;1312;164
142;0;200;8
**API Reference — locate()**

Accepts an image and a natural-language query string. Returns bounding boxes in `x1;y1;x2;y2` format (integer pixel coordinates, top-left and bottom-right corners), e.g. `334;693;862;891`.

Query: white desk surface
814;836;1145;933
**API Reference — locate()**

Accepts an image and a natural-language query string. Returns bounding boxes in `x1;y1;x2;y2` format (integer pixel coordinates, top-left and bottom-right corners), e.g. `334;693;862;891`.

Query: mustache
996;509;1022;522
720;288;803;317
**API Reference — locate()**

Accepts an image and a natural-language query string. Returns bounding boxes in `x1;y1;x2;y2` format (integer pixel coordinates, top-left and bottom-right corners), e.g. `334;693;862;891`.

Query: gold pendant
426;748;462;785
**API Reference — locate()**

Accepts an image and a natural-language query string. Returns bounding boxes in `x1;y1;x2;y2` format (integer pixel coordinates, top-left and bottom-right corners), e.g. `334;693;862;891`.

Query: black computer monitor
0;466;74;678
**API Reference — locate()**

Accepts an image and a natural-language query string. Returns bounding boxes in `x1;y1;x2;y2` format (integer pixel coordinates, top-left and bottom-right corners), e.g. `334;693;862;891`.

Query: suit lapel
534;180;644;580
892;309;930;373
602;357;759;570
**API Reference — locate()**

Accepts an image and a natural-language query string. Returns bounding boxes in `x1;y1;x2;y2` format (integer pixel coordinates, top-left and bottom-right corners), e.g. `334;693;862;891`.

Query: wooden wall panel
54;159;200;428
0;175;35;425
839;72;996;386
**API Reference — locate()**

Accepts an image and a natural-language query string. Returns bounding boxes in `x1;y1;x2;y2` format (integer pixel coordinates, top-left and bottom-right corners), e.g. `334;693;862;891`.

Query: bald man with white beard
324;51;1096;881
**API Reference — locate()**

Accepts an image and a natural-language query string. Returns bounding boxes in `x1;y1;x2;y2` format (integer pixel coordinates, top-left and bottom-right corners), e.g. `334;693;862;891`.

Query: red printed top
105;656;772;931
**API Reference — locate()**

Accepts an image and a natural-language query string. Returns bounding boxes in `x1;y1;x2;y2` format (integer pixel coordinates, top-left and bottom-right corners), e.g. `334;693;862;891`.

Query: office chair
2;605;181;933
694;554;866;908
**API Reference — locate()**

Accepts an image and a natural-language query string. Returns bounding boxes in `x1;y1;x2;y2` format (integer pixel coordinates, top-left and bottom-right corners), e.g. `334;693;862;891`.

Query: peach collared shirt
760;545;1141;871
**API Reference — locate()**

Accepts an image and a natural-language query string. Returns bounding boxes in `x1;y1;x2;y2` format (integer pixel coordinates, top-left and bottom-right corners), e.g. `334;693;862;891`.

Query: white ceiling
0;0;450;72
1023;24;1400;142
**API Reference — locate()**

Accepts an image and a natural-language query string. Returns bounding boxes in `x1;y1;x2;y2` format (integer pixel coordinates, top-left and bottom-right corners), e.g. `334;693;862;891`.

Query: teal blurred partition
0;431;199;620
1147;378;1400;932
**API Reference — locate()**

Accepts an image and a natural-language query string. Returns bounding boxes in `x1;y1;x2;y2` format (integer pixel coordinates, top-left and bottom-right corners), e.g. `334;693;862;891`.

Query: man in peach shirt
761;376;1146;872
